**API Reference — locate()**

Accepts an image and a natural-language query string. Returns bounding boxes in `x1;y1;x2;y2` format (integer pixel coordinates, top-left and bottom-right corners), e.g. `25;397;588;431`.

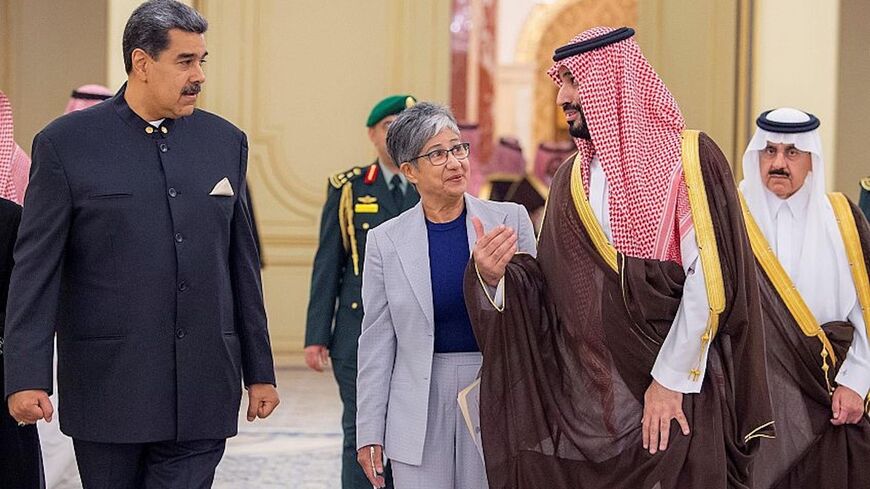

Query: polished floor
55;363;344;488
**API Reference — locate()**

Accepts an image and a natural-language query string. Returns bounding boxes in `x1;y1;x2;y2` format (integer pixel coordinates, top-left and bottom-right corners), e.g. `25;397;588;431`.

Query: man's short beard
568;119;591;140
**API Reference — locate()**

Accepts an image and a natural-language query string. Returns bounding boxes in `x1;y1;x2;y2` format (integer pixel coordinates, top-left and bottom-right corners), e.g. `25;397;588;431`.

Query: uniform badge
356;195;379;213
364;164;379;185
355;203;379;213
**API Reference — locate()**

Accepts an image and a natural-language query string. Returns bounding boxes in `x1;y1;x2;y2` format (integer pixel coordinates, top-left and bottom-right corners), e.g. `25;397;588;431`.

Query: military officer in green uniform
305;95;419;489
860;176;870;221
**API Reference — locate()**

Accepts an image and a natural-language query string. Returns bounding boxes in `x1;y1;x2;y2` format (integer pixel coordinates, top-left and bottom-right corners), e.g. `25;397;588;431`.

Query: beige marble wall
0;0;109;152
752;0;841;189
835;0;870;201
638;0;744;166
194;0;451;362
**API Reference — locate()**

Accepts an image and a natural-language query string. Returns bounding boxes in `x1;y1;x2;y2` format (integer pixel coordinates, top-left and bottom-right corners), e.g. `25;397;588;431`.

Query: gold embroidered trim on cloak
569;154;618;271
739;191;838;391
744;420;776;443
680;130;726;382
828;193;870;339
472;252;534;314
828;192;870;410
474;261;506;313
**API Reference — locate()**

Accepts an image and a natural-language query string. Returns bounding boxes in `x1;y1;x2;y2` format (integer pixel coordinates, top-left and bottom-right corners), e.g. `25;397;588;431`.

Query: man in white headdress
740;107;870;489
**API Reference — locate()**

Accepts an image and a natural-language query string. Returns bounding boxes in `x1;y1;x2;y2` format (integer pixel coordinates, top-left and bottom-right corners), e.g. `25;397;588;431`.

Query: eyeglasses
407;142;471;166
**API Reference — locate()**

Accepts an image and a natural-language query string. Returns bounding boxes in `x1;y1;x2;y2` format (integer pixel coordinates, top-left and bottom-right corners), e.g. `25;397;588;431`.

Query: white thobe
589;156;711;394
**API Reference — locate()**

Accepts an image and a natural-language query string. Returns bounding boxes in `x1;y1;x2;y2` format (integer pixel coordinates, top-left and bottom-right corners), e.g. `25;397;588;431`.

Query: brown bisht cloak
465;132;774;489
747;195;870;489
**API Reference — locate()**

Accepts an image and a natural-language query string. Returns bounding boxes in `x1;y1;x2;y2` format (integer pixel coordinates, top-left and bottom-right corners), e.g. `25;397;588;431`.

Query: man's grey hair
123;0;208;73
386;102;460;166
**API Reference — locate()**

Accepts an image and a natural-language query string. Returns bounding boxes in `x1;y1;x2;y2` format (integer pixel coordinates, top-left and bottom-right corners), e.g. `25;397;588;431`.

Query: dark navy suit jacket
3;85;275;443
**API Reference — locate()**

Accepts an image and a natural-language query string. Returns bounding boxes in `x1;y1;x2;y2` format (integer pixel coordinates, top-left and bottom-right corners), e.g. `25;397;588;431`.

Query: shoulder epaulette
328;166;364;189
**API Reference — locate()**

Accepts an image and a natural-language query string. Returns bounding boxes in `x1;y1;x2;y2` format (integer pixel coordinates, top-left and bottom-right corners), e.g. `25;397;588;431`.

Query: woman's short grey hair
386;102;460;166
123;0;208;73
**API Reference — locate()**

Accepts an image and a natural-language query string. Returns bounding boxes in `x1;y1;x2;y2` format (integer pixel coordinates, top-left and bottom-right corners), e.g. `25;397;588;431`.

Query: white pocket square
210;177;234;197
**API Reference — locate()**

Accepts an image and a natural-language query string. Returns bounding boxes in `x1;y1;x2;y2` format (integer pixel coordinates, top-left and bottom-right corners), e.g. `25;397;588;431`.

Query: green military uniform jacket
305;162;419;359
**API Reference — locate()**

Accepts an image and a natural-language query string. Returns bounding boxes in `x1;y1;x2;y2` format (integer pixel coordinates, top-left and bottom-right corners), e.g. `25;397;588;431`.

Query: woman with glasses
354;102;537;488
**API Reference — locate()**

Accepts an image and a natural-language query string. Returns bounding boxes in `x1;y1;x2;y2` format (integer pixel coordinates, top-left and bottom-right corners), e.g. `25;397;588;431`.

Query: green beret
366;95;417;127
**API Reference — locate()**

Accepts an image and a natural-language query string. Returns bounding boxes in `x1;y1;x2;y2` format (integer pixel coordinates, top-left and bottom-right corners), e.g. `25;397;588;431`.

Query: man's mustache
562;102;581;114
768;168;790;177
181;84;202;96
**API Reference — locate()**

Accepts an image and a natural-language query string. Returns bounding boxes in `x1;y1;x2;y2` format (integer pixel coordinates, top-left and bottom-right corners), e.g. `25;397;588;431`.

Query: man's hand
642;379;690;454
246;384;280;422
831;385;865;425
8;390;53;425
357;444;386;488
472;217;517;287
304;345;330;372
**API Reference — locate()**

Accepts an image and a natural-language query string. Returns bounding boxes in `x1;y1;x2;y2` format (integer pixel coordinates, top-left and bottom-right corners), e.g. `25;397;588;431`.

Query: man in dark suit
304;95;419;489
4;1;278;487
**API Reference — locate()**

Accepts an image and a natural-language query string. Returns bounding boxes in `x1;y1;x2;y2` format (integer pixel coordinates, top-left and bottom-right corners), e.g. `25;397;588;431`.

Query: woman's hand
357;444;387;488
472;217;517;287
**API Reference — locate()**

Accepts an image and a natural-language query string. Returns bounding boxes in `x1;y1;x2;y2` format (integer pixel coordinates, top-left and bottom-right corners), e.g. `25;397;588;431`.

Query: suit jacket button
178;282;187;292
168;188;177;198
362;223;370;230
174;233;183;243
175;329;186;339
160;143;169;153
351;302;359;310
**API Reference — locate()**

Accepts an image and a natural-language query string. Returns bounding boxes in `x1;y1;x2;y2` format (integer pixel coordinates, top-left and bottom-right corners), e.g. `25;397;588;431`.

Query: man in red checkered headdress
0;90;30;205
465;27;773;488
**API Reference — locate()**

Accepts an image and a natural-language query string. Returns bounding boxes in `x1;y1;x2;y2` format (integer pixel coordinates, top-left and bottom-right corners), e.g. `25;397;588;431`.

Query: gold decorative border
739;191;838;391
827;192;870;414
744;420;776;443
681;131;726;317
474;262;505;313
681;130;726;381
828;193;870;344
569;154;617;271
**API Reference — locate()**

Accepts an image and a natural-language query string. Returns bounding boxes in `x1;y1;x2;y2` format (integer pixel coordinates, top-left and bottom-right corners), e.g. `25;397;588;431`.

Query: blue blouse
426;209;479;353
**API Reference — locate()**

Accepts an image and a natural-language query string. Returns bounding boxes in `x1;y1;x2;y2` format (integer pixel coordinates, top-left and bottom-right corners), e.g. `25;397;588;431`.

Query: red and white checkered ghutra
548;26;692;264
0;90;30;205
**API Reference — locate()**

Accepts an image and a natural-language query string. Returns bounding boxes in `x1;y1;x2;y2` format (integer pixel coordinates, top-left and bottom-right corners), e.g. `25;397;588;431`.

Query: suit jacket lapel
464;193;508;253
388;202;435;329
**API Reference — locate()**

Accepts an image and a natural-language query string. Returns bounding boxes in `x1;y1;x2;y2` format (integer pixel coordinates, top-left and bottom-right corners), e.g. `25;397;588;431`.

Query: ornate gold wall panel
517;0;638;156
515;0;748;168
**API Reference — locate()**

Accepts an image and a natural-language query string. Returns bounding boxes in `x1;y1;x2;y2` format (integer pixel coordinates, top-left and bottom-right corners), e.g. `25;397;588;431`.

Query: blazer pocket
71;334;126;342
88;192;133;200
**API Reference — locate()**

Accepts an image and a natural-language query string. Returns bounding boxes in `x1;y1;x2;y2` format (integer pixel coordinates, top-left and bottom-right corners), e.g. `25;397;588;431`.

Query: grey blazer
356;193;537;466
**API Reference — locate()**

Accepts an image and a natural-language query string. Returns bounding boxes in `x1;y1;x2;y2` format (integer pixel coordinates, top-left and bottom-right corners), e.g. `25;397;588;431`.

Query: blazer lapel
464;193;508;253
388;202;435;329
